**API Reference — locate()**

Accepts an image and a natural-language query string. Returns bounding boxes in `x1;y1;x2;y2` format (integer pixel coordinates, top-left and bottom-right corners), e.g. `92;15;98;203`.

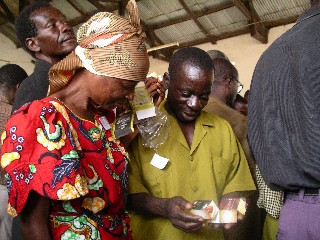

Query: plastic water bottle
136;108;170;150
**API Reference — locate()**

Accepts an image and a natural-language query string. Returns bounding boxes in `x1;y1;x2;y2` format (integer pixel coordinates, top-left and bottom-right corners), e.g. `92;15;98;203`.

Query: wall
0;33;34;75
148;23;294;94
0;24;294;93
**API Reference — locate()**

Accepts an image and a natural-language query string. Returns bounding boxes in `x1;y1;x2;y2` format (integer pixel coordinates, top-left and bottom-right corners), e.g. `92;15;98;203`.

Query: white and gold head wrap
48;0;149;95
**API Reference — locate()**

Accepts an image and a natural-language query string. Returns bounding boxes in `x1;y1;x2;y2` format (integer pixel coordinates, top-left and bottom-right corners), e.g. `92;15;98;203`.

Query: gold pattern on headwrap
48;0;149;95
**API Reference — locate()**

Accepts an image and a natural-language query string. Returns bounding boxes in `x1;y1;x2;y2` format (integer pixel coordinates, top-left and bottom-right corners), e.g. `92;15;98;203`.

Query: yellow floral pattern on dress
7;203;17;217
74;174;89;196
57;174;89;200
57;183;80;200
51;101;81;150
36;120;66;151
1;130;6;145
1;152;20;168
82;197;105;214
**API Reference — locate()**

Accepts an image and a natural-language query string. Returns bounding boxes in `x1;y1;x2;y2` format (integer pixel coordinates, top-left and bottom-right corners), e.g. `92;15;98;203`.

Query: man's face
84;70;138;111
166;64;212;123
30;7;77;60
233;101;248;116
226;75;239;106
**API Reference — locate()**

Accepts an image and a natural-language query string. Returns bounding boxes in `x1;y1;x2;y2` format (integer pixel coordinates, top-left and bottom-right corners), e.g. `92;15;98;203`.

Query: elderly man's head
164;47;213;123
211;58;240;107
15;2;77;63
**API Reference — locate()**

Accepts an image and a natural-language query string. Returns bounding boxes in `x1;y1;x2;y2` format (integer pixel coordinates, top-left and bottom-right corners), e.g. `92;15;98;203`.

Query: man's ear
225;78;233;88
25;37;40;53
162;72;170;89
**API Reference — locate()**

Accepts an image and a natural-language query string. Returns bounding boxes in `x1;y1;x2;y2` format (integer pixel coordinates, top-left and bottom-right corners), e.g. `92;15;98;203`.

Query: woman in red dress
0;1;151;239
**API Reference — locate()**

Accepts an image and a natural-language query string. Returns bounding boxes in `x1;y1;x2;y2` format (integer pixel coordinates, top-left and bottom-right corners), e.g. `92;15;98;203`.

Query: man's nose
187;96;201;110
125;91;135;101
60;21;73;33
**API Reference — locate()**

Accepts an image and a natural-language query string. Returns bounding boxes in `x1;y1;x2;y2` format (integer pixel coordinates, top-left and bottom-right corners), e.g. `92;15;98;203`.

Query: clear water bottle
136;108;170;150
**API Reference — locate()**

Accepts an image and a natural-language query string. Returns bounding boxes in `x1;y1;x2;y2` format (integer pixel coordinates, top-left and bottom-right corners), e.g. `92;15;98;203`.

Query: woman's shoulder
11;97;61;119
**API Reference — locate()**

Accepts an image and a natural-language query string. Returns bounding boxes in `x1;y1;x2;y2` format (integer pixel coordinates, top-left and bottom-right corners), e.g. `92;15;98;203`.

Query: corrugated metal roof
155;20;205;43
198;6;248;35
138;0;187;25
253;0;310;21
186;0;231;13
0;0;312;61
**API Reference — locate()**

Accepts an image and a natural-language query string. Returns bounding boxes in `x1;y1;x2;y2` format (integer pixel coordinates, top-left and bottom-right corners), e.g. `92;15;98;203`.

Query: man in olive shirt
128;47;255;240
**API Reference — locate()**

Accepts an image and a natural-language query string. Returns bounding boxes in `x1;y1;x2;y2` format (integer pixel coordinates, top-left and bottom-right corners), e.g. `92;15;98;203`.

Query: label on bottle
131;84;156;120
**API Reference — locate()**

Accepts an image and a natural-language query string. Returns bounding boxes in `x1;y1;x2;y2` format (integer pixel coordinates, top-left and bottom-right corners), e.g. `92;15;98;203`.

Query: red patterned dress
0;98;132;239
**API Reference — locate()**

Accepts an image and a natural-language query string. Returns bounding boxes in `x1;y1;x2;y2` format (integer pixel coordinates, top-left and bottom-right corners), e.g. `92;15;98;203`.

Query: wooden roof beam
0;0;15;24
19;0;27;13
265;15;298;28
87;0;119;12
118;0;129;16
179;0;216;44
232;0;268;43
66;0;88;17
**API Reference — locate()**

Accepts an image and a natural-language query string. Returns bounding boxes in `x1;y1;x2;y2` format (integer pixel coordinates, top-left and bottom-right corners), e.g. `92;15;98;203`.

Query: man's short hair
206;50;230;61
168;47;213;80
0;64;28;88
212;58;238;83
234;94;247;105
15;1;51;55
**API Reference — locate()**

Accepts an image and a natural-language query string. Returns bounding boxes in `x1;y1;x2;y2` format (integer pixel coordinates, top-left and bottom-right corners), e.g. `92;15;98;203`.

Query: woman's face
87;71;138;110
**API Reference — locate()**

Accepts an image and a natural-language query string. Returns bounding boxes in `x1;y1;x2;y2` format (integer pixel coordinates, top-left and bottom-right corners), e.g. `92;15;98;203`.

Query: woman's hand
145;76;167;107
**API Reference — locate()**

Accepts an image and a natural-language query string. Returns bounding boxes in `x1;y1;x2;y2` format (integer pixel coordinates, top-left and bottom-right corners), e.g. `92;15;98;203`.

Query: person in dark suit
248;1;320;239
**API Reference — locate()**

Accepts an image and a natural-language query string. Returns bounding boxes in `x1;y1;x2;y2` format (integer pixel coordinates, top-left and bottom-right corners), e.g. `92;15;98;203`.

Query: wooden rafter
118;0;129;16
19;0;27;13
265;15;298;28
232;0;268;43
66;0;88;17
0;0;15;24
178;0;216;44
87;0;119;12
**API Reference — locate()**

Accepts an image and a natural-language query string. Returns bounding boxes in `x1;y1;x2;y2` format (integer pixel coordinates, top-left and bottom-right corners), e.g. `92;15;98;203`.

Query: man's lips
184;110;199;117
61;35;76;43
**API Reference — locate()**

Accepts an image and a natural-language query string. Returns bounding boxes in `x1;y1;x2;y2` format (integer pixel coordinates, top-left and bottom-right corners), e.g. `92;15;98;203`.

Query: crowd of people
0;0;319;240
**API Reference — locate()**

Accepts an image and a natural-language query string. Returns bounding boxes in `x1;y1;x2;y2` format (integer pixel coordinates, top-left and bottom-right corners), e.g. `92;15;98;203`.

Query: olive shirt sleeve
219;119;255;196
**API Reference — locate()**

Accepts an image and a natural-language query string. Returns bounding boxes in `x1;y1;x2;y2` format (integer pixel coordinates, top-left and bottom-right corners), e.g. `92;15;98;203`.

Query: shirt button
192;186;198;192
189;156;193;161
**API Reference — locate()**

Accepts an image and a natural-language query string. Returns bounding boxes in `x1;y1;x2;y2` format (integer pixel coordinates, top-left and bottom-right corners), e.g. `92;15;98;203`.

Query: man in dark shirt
12;1;77;112
248;0;320;239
